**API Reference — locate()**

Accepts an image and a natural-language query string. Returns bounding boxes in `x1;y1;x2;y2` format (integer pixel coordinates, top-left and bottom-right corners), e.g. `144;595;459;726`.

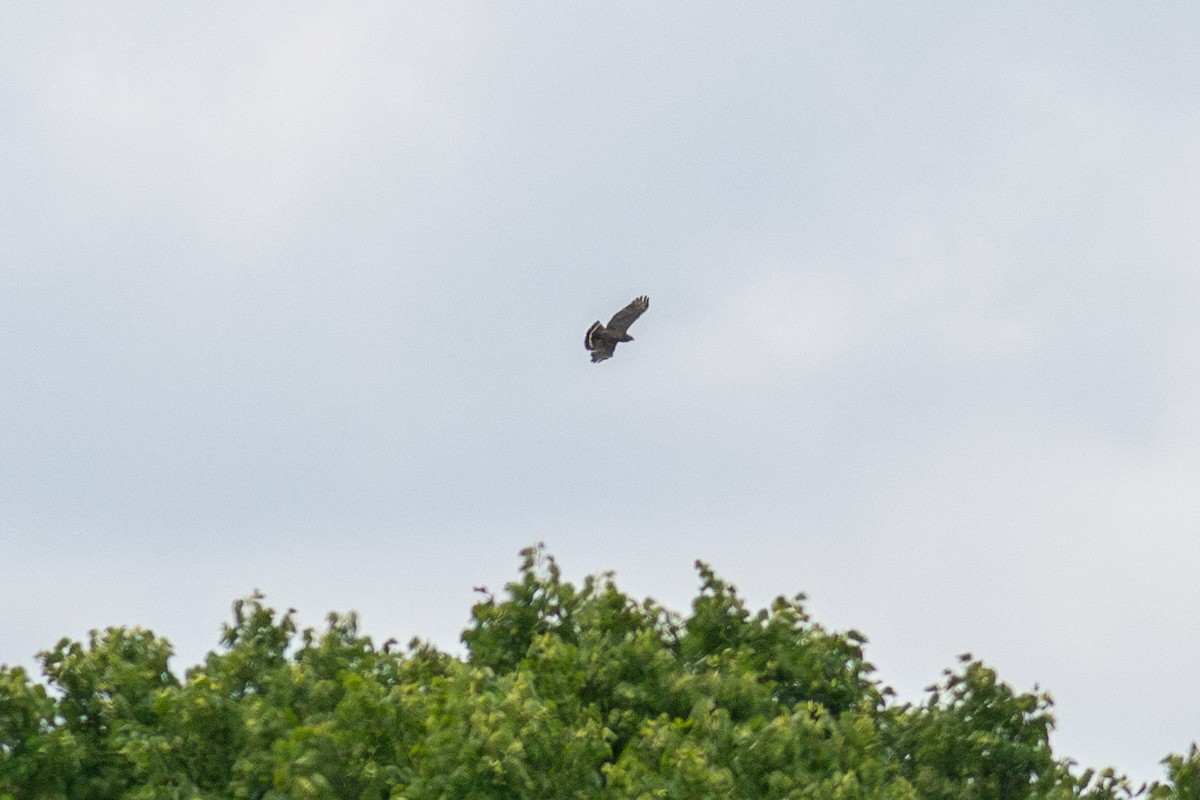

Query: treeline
1;546;1196;799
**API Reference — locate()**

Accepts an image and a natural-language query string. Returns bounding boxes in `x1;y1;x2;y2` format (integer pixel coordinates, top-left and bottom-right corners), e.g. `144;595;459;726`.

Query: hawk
585;295;649;363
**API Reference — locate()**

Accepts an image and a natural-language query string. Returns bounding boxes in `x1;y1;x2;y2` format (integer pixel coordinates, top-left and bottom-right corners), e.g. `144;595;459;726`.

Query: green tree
1;545;1195;800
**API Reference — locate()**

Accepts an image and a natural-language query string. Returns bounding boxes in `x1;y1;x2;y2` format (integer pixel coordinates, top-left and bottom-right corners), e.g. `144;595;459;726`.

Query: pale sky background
3;3;1199;786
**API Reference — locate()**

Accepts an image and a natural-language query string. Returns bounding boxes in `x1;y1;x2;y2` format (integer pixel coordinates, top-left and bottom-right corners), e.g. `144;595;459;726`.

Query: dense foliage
2;546;1196;799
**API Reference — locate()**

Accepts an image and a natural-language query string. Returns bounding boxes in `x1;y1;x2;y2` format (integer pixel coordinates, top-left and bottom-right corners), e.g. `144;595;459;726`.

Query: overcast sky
3;3;1199;786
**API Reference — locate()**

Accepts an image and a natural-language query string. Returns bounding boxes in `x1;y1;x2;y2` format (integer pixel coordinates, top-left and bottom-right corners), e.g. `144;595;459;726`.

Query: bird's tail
585;321;602;350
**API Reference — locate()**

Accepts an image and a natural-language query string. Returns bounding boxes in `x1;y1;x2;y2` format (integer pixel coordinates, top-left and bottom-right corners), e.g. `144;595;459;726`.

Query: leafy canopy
1;545;1194;799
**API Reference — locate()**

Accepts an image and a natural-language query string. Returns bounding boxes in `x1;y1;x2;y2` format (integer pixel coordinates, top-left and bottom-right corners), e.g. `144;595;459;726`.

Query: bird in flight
585;295;649;363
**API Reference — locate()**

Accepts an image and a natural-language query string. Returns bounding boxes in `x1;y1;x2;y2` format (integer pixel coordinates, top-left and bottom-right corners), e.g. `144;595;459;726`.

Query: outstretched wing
605;295;649;336
589;340;615;362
